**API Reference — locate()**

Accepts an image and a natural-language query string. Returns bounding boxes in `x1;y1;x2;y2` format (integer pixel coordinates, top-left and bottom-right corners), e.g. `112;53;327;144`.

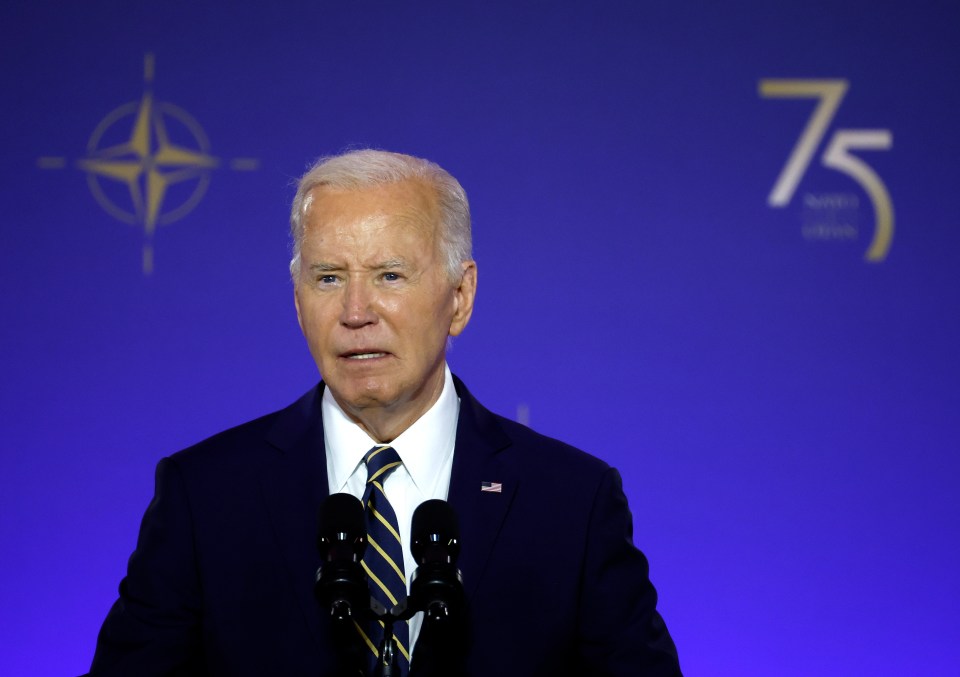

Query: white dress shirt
322;364;459;654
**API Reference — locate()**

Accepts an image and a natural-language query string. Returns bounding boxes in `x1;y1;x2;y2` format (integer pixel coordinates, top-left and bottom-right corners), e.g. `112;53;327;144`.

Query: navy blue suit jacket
90;377;681;676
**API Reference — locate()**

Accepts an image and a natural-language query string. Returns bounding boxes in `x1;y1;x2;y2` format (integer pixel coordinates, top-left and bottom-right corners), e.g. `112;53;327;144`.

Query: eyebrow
307;262;341;273
375;258;408;270
307;258;410;273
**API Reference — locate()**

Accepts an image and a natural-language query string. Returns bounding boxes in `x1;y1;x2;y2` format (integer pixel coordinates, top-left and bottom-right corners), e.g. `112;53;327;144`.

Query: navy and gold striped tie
358;445;410;675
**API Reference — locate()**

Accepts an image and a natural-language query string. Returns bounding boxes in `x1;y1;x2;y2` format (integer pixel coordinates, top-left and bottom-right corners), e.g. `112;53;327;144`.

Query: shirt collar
322;365;459;494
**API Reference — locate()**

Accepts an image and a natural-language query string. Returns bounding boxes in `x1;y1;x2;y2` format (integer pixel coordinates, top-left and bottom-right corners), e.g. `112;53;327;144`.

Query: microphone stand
370;598;415;677
376;616;397;677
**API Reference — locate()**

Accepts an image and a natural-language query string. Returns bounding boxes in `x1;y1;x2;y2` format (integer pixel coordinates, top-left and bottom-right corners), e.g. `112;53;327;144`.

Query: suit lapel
258;384;330;649
447;377;519;599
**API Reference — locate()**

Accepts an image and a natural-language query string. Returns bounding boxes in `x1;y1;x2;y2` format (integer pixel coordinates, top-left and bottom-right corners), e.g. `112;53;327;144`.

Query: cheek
300;295;336;322
299;306;335;344
379;297;404;315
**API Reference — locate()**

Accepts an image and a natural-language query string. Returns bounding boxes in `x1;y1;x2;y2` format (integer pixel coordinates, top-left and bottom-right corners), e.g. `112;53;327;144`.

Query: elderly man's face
294;179;476;440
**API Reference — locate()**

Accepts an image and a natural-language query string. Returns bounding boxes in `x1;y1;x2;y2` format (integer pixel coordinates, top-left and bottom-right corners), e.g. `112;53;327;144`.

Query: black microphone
315;493;368;622
410;499;465;624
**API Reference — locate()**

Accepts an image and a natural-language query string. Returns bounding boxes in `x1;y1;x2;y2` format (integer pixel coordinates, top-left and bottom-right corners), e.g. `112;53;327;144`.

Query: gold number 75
759;79;894;262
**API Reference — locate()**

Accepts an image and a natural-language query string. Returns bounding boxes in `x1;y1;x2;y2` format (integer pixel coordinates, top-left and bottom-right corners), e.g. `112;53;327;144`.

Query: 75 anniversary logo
759;79;893;262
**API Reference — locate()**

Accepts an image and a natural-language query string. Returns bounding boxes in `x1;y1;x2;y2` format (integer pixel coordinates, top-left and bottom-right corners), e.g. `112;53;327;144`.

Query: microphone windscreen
412;499;460;564
412;499;459;540
318;493;364;541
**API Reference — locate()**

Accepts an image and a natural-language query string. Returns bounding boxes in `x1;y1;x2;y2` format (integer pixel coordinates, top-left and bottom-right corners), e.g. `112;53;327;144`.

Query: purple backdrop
1;1;958;674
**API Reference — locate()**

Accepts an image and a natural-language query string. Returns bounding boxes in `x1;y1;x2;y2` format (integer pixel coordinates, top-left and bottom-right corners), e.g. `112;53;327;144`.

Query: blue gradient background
1;1;958;674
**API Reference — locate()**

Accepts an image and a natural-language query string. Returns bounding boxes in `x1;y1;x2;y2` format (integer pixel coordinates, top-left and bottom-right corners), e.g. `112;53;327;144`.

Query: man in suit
90;150;681;676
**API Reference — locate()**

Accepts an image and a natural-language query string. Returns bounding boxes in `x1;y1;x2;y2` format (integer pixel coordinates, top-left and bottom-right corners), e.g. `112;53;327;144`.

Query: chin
332;380;396;410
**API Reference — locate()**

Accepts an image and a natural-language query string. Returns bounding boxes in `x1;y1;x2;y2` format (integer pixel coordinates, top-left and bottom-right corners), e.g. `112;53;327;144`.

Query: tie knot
364;445;402;485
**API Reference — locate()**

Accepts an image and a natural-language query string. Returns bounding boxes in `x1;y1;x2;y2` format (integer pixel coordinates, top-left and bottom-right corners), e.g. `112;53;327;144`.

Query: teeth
348;352;386;360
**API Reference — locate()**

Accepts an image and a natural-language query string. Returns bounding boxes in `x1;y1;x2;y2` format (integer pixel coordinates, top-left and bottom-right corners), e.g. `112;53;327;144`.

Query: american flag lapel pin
480;481;502;493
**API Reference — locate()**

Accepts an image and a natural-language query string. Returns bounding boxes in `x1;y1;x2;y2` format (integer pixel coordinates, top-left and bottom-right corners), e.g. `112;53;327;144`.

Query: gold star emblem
37;54;258;274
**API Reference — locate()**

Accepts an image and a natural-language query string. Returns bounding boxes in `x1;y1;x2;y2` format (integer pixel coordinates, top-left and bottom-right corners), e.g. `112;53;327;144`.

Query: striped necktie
358;445;410;675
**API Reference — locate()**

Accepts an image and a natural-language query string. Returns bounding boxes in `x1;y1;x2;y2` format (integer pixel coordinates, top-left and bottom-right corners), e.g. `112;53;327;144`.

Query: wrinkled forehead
302;179;441;235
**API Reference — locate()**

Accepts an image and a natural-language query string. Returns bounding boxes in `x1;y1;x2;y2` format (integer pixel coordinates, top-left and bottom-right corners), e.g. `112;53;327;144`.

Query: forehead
302;179;440;241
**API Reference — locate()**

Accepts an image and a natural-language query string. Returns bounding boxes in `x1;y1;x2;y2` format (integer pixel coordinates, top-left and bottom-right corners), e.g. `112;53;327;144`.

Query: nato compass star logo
37;54;258;274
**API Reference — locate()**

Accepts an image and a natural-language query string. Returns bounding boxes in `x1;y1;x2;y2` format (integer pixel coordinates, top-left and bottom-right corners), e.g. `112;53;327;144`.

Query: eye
318;274;339;285
382;272;401;282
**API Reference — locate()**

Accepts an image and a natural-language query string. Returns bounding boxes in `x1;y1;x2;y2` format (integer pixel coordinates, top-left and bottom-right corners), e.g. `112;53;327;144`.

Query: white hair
289;149;472;282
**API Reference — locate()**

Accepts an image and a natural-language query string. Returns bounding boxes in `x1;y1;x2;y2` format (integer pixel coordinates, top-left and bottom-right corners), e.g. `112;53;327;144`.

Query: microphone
315;493;368;622
410;499;465;624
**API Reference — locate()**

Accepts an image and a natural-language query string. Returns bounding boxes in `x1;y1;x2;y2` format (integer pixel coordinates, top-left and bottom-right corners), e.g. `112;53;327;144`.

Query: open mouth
342;351;388;360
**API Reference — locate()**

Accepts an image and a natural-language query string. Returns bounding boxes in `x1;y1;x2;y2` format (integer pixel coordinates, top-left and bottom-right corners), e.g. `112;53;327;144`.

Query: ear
449;260;477;337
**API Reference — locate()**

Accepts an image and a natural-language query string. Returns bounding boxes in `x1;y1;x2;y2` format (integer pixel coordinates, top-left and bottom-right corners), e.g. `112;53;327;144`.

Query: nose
340;277;378;328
